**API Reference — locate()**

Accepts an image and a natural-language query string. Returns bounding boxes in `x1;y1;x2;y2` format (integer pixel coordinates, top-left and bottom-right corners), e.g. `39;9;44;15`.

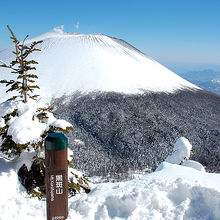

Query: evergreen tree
0;25;42;103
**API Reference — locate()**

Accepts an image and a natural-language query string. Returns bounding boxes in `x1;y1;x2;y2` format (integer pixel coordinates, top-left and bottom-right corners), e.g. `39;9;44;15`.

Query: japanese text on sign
56;174;63;195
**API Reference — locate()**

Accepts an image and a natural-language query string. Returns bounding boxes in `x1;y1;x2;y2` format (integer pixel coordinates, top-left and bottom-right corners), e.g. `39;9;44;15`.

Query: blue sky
0;0;220;73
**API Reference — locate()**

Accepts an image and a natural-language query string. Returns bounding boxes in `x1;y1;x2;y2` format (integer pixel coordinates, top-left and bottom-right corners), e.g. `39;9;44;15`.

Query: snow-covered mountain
1;29;220;176
0;29;199;102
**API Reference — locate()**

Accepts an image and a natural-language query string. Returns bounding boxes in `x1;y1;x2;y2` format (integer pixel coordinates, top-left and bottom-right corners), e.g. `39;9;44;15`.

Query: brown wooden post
45;133;68;220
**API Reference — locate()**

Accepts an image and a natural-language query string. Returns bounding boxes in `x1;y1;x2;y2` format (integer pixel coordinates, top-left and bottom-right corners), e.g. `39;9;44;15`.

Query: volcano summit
0;30;199;101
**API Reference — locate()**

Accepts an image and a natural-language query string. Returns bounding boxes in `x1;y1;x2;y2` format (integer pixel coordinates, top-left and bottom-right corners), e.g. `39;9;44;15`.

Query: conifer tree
0;25;42;103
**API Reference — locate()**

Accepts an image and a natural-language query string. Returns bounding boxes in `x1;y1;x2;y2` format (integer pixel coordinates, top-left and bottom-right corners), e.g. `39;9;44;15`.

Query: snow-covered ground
0;138;220;220
1;159;220;220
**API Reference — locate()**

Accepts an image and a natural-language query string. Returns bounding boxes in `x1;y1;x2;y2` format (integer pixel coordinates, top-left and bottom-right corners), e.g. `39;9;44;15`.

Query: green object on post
45;132;68;150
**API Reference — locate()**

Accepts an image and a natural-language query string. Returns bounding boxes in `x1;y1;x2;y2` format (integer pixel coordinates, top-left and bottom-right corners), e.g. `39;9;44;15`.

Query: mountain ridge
179;69;220;95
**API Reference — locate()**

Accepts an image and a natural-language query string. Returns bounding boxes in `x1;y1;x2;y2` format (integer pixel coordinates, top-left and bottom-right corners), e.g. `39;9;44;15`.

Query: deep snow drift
0;138;220;220
0;28;199;102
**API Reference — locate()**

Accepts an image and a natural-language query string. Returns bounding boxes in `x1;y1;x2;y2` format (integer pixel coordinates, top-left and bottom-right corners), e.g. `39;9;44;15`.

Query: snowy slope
1;159;220;220
0;29;199;101
1;137;220;220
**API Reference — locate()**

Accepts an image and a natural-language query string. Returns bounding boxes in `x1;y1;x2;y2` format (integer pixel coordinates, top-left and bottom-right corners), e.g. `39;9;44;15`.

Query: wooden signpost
45;133;68;220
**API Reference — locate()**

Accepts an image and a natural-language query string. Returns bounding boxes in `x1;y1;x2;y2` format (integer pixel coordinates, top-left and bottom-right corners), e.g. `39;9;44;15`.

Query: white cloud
74;22;80;30
53;25;65;34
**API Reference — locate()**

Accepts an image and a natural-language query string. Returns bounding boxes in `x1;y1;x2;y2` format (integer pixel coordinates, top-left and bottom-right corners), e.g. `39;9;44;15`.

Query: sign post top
45;132;68;151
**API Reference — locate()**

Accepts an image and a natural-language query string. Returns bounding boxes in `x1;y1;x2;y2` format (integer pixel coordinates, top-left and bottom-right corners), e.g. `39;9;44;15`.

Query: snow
182;160;206;172
0;158;220;220
72;164;220;220
0;118;5;128
0;100;72;145
0;168;47;219
0;29;200;102
164;137;206;172
0;59;7;65
165;137;192;165
0;134;220;219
